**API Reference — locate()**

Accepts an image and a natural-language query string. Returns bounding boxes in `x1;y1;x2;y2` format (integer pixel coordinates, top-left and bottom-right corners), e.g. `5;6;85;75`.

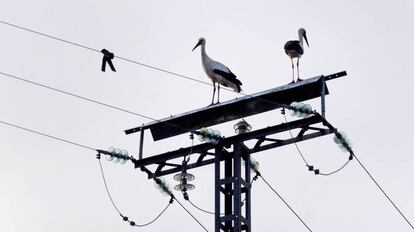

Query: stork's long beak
303;33;309;47
192;41;202;51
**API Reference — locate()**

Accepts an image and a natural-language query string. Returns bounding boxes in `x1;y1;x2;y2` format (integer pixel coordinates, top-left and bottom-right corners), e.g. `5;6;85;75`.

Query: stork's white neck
200;43;209;62
298;32;304;47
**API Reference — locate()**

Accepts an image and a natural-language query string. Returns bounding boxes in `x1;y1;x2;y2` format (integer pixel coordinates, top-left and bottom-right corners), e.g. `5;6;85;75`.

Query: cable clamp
183;191;189;201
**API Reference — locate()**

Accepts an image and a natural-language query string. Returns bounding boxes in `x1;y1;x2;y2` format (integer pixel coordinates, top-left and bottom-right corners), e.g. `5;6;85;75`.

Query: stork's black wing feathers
284;40;303;55
213;69;242;86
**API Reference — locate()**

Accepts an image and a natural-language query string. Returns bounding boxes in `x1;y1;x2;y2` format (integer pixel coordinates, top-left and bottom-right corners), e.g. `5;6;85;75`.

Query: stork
284;28;309;83
192;38;242;105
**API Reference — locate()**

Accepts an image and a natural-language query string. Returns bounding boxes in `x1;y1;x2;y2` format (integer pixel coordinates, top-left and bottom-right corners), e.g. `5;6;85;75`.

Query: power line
0;119;175;227
0;117;204;230
0;20;292;110
0;102;203;230
98;157;172;227
316;114;414;229
0;69;352;176
133;202;171;227
98;158;124;215
353;154;414;230
174;197;209;232
115;56;212;87
0;71;155;120
318;159;351;176
282;112;352;176
259;174;313;232
0;20;212;86
0;20;100;52
283;113;310;166
4;19;412;230
0;71;200;136
188;199;215;215
0;119;96;151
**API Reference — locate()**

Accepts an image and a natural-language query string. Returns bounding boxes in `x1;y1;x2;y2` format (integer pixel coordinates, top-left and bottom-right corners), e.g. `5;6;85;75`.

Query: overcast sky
1;1;414;231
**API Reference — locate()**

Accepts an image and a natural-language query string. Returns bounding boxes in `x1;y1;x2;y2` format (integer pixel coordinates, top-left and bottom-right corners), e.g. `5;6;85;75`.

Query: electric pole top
125;71;345;141
124;71;346;232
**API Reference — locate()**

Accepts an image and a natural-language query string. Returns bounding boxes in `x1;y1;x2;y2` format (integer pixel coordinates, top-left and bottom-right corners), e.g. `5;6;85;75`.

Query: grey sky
1;0;413;231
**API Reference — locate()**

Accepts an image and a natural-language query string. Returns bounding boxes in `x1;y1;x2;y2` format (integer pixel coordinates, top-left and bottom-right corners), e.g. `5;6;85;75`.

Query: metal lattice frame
125;72;346;232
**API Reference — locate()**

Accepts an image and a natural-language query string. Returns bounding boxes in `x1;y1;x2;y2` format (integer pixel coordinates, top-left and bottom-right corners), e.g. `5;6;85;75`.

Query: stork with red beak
192;38;242;105
284;28;309;83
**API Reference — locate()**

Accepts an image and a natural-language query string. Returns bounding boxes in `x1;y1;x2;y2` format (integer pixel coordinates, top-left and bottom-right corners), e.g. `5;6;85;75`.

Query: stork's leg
291;58;295;83
297;58;303;82
217;84;220;104
211;83;216;105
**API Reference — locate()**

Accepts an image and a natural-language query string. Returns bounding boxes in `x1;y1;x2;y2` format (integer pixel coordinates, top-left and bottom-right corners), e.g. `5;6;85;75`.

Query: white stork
192;38;242;105
284;28;309;83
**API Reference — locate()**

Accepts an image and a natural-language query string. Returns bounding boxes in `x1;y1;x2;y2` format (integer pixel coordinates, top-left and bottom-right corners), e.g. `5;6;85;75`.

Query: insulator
119;158;128;164
297;110;306;118
340;146;349;152
174;183;195;191
290;110;299;117
289;102;313;118
250;159;260;173
154;178;172;196
206;129;213;138
113;156;121;163
304;104;313;114
105;154;114;161
198;128;209;142
289;102;300;116
173;173;195;182
234;119;252;134
244;158;260;173
197;127;221;144
290;101;299;109
210;138;220;145
114;148;122;155
107;147;115;154
334;132;352;152
212;130;221;139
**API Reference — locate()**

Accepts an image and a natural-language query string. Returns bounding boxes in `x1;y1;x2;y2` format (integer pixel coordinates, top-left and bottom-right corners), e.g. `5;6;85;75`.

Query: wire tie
314;169;320;175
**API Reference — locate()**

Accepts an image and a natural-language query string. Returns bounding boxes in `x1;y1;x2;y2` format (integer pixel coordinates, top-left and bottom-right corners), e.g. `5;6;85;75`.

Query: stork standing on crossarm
192;38;242;105
284;28;309;83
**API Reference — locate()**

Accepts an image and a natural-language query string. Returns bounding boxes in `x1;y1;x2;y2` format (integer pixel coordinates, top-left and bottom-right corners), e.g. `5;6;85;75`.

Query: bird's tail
224;79;242;93
236;84;242;93
234;79;242;93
